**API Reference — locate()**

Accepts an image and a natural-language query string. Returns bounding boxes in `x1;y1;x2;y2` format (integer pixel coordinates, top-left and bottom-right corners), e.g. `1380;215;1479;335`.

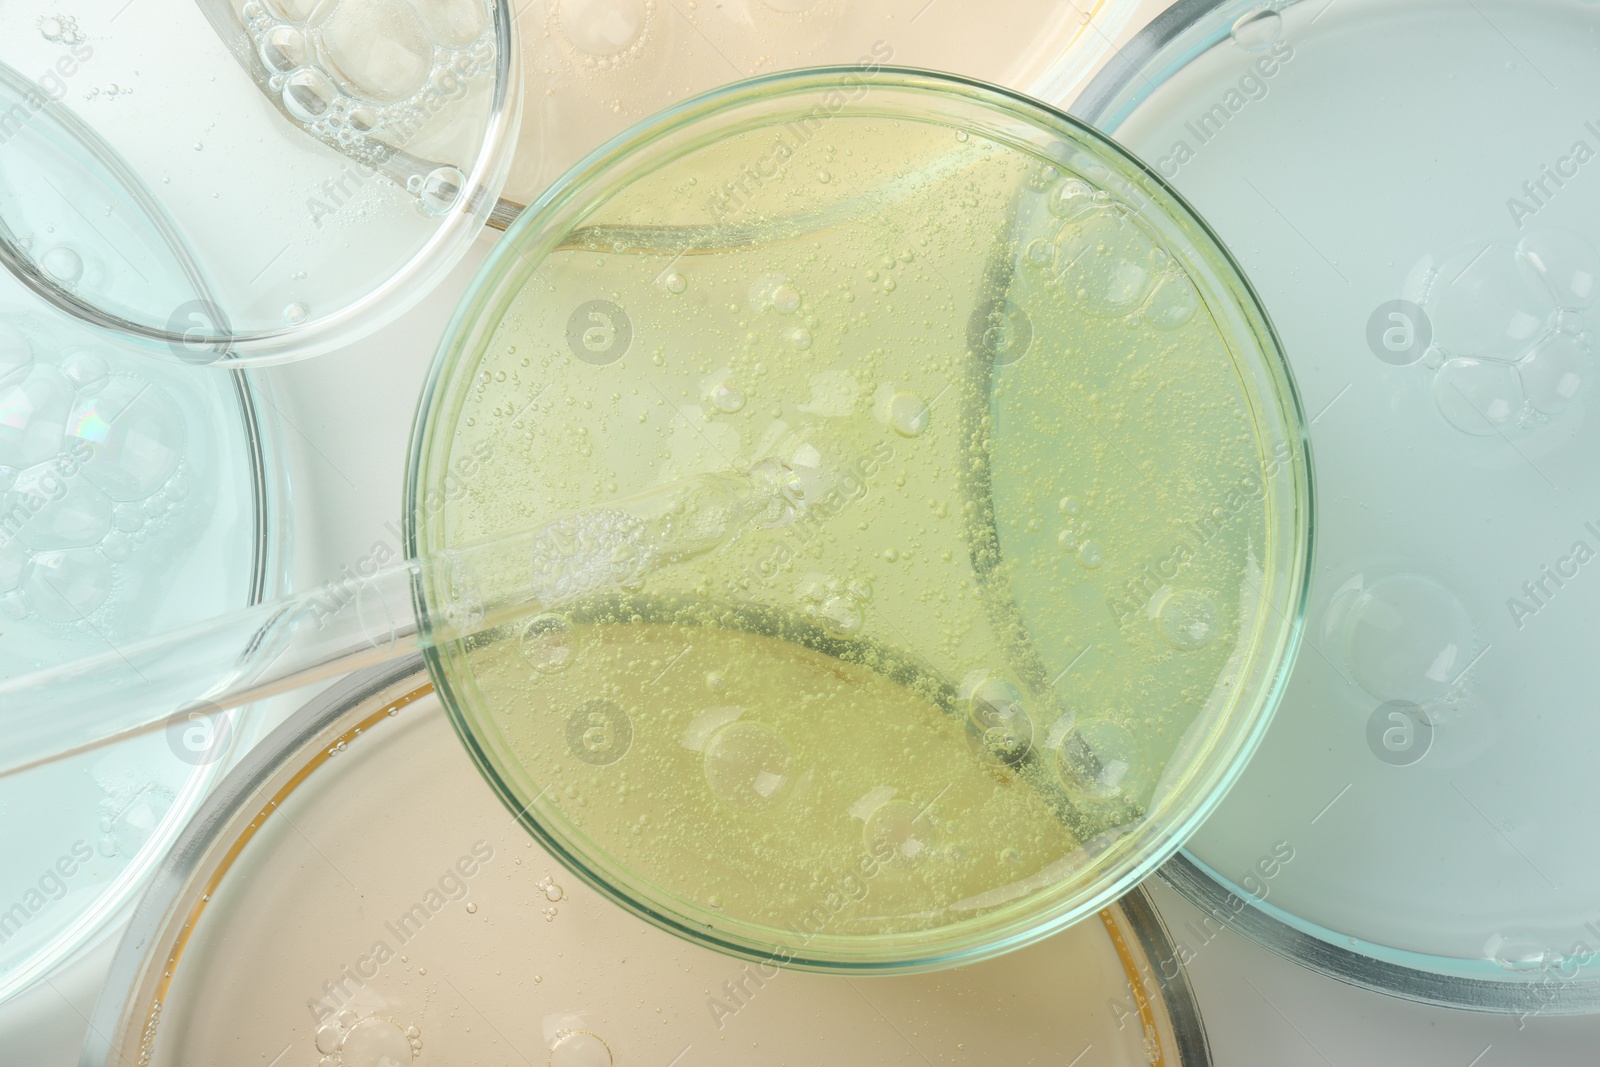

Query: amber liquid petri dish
82;655;1214;1067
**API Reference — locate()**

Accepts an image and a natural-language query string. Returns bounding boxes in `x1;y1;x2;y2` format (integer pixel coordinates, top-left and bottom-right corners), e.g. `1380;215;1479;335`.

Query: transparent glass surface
1080;0;1600;1011
502;0;1142;210
409;69;1311;971
0;261;284;1000
0;0;517;363
84;657;1213;1067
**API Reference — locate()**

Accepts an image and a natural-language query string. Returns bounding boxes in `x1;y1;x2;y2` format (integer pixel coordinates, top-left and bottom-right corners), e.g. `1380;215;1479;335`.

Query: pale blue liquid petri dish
0;0;519;363
1077;0;1600;1013
0;182;290;1002
80;655;1215;1067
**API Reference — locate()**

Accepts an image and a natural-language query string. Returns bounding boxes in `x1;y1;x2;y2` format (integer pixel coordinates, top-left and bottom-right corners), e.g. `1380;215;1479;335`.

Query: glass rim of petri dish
1078;0;1600;1014
407;65;1315;973
80;653;1216;1067
0;3;521;366
0;362;291;1006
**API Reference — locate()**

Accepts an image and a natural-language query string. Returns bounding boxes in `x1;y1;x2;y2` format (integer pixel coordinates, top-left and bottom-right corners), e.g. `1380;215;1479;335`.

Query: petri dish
409;68;1312;971
83;654;1215;1067
0;260;288;1000
0;0;516;363
500;0;1143;217
1078;0;1600;1012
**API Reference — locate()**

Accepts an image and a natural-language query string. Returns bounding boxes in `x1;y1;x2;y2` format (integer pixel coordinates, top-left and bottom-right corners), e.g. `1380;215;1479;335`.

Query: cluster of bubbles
0;323;190;632
314;1009;422;1067
1024;174;1201;331
1409;229;1597;435
240;0;497;215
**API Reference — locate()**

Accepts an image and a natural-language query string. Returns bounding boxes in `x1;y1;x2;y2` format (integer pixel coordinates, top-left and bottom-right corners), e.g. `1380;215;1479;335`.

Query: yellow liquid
431;116;1274;945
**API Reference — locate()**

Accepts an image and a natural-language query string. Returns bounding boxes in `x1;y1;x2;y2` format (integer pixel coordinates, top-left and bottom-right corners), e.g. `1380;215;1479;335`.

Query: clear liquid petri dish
0;0;516;363
1078;0;1600;1013
0;262;288;1000
83;654;1214;1067
499;0;1143;217
408;68;1312;971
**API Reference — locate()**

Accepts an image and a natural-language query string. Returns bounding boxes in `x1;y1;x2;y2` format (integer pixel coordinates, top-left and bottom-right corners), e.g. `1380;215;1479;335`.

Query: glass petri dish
83;654;1214;1067
0;0;516;364
408;68;1311;972
498;0;1143;219
0;262;288;1000
1078;0;1600;1013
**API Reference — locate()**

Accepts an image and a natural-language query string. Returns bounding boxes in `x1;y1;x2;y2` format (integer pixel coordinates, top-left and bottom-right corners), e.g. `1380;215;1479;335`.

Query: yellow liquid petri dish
408;68;1312;972
83;657;1214;1067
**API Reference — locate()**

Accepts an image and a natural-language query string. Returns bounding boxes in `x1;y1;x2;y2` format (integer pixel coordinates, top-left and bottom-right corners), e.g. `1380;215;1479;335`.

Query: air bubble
339;1018;414;1067
820;595;864;635
318;0;433;102
1230;9;1283;50
26;548;112;620
703;721;793;810
420;166;466;215
71;378;185;501
519;613;578;672
1434;357;1523;435
40;246;84;285
887;392;930;437
282;68;334;122
1056;207;1160;317
1076;540;1104;568
1486;933;1554;973
1518;333;1589;413
2;368;73;467
283;302;310;325
1047;178;1095;219
1335;572;1474;704
789;328;812;351
1429;243;1550;361
1056;719;1143;805
557;0;649;56
772;285;801;314
709;382;746;413
62;351;108;387
1157;590;1217;651
258;25;307;73
1518;229;1600;310
864;799;935;868
417;0;489;48
549;1029;614;1067
664;272;687;294
960;672;1032;767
